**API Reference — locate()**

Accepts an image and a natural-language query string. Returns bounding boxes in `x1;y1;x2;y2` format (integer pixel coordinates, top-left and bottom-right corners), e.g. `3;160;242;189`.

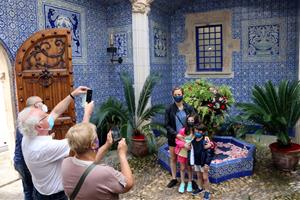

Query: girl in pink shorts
175;114;198;193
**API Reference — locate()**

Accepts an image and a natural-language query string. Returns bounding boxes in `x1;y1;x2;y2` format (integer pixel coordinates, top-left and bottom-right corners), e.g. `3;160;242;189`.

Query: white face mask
41;104;48;113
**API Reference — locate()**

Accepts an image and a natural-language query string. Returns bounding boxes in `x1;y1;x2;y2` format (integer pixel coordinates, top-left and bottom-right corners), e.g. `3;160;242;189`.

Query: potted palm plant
238;80;300;171
91;98;129;147
91;72;166;156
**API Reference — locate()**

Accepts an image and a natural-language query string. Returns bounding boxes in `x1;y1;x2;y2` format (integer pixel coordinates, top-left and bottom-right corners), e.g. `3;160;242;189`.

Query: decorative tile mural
154;27;167;57
150;20;169;64
108;25;133;64
37;0;87;64
114;32;128;57
242;18;287;62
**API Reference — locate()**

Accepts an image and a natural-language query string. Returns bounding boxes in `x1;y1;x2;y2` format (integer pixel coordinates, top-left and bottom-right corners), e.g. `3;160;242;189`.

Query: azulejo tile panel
153;27;167;57
37;0;87;64
242;18;287;62
150;20;170;64
108;25;133;64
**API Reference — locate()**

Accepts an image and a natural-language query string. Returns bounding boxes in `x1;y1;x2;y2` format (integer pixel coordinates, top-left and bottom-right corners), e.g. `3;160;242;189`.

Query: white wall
0;45;16;159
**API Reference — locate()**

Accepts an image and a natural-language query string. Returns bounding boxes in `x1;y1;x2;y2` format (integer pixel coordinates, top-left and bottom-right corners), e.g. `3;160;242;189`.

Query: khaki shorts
194;165;209;172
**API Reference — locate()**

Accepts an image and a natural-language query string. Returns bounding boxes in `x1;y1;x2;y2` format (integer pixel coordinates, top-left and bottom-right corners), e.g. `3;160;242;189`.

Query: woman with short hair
61;122;133;200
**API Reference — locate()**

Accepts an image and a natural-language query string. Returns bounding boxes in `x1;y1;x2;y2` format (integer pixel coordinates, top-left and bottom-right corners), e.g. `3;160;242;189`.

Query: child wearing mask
175;114;199;193
190;124;214;200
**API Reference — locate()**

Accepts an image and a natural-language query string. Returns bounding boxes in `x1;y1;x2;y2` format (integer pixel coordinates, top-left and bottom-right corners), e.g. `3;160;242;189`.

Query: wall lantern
107;33;123;64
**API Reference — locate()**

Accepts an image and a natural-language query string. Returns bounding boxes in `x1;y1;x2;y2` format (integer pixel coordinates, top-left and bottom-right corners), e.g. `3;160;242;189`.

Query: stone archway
0;41;16;159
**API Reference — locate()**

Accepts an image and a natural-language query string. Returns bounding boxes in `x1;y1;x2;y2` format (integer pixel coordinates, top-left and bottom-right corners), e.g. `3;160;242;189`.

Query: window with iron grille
196;24;223;71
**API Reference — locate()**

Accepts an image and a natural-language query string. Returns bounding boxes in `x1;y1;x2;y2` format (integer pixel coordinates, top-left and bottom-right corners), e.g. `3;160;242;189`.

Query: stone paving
0;151;23;200
1;136;300;200
120;137;300;200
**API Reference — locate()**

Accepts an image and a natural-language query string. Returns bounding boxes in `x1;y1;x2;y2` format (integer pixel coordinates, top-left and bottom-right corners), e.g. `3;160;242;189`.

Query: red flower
220;104;226;110
208;103;213;108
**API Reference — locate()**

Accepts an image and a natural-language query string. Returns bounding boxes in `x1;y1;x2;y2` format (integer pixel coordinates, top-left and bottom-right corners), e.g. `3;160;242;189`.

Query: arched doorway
0;42;16;158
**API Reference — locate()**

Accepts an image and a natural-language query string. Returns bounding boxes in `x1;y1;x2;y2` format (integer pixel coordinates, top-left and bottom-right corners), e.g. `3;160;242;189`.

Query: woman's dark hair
185;113;199;135
172;86;184;95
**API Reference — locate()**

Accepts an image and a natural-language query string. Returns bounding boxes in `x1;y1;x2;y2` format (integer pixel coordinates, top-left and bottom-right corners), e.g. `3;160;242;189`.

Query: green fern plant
91;72;166;153
237;80;300;146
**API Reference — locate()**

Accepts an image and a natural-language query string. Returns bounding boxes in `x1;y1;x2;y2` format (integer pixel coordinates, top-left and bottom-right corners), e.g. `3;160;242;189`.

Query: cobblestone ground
120;137;300;200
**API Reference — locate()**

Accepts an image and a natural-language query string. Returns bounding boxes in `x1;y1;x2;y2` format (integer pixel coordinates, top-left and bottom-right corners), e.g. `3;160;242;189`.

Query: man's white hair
26;96;41;107
17;107;40;136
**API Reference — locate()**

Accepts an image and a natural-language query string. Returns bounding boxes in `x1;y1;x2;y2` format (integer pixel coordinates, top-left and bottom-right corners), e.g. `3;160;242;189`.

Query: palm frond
251;85;272;113
137;73;160;117
140;124;159;153
120;72;136;127
265;81;279;114
137;104;165;126
238;80;300;146
278;80;288;114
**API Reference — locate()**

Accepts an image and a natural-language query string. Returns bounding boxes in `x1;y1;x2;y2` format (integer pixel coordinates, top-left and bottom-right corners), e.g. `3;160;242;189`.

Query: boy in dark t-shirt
190;124;214;200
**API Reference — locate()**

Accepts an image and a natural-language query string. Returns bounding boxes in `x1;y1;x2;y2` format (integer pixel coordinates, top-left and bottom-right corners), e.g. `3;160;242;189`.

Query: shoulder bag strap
69;162;97;200
175;113;185;127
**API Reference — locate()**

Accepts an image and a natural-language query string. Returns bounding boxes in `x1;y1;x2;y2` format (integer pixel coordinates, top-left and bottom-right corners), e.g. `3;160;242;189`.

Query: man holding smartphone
17;86;89;200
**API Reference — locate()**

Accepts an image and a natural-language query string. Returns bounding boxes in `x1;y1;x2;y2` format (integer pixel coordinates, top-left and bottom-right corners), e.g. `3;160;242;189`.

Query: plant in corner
91;72;166;157
238;80;300;171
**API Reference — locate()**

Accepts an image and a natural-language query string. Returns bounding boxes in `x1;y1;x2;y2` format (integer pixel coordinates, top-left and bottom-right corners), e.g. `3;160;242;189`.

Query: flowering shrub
182;79;234;134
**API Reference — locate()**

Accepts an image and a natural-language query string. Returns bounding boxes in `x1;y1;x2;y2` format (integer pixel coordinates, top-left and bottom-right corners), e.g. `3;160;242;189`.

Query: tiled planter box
158;136;256;183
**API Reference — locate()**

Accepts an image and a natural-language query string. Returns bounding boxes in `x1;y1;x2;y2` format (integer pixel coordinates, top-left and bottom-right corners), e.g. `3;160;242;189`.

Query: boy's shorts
194;165;209;172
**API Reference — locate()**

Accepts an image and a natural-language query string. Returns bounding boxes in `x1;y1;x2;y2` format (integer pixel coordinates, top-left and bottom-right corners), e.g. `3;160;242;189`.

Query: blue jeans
33;189;68;200
14;163;34;200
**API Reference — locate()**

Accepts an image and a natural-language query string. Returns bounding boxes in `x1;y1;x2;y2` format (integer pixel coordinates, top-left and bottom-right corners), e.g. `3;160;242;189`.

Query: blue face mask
195;132;202;138
47;115;54;130
41;115;54;131
173;95;183;103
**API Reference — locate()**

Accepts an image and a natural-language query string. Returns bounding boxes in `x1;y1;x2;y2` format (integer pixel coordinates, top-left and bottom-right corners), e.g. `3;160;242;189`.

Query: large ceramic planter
269;142;300;171
131;136;148;157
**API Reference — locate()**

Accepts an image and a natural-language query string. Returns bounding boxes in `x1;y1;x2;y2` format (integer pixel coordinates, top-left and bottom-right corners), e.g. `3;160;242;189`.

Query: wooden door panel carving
15;28;75;139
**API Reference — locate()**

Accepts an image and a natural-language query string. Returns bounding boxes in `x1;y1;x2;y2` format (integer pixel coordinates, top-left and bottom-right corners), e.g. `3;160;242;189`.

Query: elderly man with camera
17;86;89;200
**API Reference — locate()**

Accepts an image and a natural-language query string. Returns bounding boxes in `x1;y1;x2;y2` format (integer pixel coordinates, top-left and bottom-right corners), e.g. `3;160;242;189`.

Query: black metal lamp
107;34;123;64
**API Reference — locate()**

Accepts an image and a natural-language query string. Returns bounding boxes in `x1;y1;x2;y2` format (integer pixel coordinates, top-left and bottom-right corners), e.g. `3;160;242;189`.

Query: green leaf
137;73;160;118
120;72;136;127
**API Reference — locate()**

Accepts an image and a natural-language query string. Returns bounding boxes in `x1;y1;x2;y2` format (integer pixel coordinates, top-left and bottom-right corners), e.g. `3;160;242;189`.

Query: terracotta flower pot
131;135;148;157
269;142;300;171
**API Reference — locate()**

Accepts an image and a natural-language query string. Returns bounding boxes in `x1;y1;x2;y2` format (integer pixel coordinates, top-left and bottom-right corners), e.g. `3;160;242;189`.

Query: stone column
130;0;153;108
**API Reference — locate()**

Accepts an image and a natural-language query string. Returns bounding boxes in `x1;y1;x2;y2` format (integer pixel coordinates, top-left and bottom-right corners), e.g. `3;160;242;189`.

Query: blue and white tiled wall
1;0;299;120
149;5;172;107
170;0;299;109
106;0;133;103
0;0;133;120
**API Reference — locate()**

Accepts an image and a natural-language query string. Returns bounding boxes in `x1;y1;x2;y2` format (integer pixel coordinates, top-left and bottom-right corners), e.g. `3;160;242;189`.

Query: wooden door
15;28;75;139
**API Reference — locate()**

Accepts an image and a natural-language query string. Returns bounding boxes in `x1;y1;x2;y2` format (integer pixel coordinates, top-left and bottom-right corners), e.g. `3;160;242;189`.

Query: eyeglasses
38;114;49;123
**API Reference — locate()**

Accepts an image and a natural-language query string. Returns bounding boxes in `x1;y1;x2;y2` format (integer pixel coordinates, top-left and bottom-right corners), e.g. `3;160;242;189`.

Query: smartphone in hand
86;89;93;103
111;127;121;143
